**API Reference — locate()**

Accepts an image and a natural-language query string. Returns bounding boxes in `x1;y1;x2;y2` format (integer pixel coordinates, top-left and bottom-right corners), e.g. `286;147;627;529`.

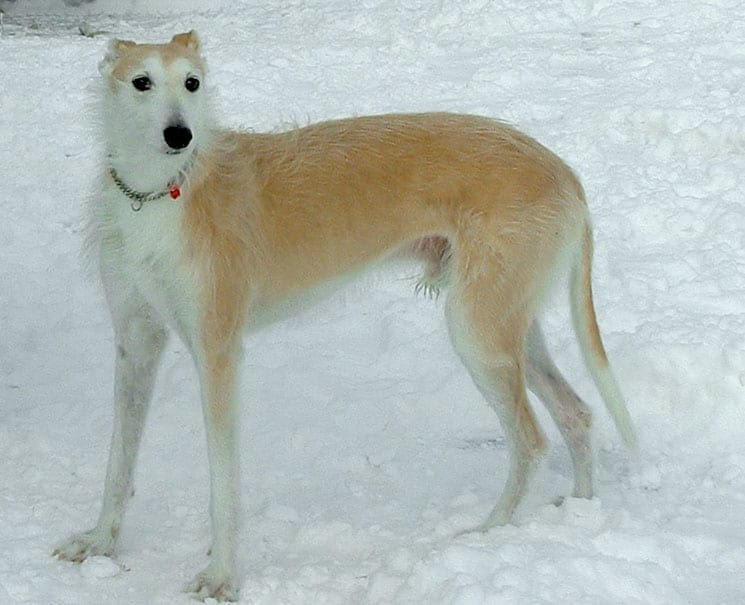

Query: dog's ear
99;38;136;76
171;30;200;51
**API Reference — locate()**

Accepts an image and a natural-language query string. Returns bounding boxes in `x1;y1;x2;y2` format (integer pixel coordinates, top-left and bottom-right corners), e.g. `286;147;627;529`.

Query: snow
2;0;745;603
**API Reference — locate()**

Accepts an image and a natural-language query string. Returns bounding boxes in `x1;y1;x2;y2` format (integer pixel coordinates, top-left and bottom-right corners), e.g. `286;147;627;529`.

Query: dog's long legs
186;339;241;602
446;286;547;530
526;322;594;499
54;293;167;562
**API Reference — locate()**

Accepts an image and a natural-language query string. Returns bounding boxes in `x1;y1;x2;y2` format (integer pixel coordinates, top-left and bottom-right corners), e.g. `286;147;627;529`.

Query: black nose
163;126;192;150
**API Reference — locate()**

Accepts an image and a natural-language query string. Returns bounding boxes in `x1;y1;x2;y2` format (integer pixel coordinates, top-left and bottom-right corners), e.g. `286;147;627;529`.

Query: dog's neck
106;149;197;210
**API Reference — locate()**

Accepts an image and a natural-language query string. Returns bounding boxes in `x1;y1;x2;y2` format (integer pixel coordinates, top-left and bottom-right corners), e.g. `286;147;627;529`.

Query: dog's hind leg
526;322;594;499
445;274;547;530
54;289;167;562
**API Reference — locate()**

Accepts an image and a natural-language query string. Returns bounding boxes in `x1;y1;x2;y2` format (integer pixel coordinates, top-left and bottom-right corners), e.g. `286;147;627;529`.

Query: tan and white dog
54;31;636;601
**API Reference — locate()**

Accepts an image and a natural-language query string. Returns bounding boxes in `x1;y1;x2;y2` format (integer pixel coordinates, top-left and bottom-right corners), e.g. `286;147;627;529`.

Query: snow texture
2;0;745;603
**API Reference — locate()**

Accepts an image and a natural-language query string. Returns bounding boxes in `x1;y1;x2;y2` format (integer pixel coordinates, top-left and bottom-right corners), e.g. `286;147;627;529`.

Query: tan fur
108;31;204;83
580;226;610;367
182;115;586;346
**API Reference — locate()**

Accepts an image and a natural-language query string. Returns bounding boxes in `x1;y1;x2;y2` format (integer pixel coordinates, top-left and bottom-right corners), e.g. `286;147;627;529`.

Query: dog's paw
186;567;238;602
53;529;115;564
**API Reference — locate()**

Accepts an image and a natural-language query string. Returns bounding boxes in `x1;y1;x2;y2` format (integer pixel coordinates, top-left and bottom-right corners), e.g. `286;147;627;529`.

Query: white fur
54;43;236;599
98;50;210;193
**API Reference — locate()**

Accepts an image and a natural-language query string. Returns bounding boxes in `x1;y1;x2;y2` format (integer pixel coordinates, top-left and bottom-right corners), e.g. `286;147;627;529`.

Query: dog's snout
163;125;193;150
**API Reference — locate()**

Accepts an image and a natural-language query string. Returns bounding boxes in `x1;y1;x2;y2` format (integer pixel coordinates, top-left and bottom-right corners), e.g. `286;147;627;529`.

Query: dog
53;31;636;601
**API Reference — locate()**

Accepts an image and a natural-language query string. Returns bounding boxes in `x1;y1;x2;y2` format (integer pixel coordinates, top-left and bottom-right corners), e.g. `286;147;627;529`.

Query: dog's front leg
186;339;241;602
55;295;167;563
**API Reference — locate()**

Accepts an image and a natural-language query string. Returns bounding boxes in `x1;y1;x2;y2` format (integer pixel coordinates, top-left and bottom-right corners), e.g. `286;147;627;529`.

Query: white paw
186;567;238;602
53;529;115;564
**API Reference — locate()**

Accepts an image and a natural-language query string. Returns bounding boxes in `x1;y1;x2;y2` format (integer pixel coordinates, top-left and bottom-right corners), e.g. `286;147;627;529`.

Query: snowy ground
2;1;745;603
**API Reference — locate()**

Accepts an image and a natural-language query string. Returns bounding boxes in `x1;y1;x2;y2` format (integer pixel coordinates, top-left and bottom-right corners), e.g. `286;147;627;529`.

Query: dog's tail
570;223;637;449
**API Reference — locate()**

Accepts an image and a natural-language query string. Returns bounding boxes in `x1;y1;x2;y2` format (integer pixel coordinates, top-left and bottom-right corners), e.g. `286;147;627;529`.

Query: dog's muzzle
163;125;193;151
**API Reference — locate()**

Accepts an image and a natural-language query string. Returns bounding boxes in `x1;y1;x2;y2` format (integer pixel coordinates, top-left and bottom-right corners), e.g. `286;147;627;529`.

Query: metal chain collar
108;153;196;211
108;167;174;211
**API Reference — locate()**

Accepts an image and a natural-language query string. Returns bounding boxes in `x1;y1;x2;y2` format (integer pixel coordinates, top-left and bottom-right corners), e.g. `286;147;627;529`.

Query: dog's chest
111;199;196;329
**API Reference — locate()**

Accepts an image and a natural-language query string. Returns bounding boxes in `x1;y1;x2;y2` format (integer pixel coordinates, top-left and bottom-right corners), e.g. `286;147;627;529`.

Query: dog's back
183;113;587;315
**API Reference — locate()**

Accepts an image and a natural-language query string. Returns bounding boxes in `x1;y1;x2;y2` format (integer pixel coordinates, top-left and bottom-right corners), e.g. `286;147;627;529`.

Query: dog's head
99;32;210;176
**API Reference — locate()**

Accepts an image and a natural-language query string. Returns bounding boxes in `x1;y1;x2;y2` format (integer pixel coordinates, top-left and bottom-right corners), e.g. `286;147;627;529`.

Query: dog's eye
185;77;200;92
132;76;152;91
